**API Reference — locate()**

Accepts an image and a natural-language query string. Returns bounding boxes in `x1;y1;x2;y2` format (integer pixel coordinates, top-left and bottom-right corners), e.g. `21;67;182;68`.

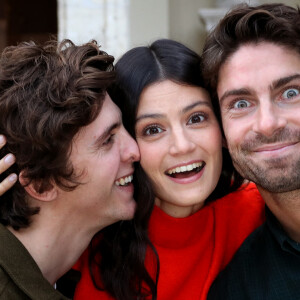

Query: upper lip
253;142;298;152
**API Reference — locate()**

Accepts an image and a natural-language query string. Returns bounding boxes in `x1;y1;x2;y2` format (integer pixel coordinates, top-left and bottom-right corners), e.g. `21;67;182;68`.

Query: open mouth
115;175;133;186
165;162;206;179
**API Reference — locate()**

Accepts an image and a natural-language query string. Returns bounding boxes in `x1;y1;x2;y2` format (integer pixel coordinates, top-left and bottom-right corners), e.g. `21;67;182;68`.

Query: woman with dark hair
73;39;265;300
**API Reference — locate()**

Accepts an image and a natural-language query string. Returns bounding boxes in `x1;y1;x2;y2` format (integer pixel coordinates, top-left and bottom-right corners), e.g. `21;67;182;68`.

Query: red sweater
74;183;265;300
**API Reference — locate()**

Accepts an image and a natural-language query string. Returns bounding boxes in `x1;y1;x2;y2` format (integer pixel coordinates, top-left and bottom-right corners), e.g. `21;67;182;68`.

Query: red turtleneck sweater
74;183;265;300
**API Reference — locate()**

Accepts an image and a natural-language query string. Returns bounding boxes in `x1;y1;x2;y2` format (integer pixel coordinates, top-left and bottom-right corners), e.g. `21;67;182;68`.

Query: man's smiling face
217;42;300;193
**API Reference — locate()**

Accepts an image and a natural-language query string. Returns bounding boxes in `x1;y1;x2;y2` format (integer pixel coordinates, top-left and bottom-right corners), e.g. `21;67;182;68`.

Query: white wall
58;0;300;59
169;0;211;54
58;0;131;59
129;0;169;49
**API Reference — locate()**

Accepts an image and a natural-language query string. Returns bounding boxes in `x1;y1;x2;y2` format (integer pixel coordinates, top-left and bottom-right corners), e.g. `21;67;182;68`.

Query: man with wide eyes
202;3;300;300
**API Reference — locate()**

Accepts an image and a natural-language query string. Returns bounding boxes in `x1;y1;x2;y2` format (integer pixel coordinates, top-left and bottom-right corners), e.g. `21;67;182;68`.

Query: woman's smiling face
135;80;223;218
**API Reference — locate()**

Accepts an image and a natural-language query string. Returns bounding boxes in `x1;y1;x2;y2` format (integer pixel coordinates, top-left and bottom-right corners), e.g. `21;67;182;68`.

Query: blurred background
0;0;298;59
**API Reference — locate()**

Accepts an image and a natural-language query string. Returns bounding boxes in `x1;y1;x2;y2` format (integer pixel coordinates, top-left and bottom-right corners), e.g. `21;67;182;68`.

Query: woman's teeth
166;162;204;175
115;175;133;186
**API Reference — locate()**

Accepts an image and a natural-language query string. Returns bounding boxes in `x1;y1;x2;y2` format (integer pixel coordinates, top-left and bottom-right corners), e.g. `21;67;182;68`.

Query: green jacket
0;224;69;299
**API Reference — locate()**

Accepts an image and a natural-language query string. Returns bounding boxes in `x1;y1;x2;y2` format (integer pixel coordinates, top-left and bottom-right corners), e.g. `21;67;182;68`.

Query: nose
253;102;287;137
169;127;196;155
121;128;140;163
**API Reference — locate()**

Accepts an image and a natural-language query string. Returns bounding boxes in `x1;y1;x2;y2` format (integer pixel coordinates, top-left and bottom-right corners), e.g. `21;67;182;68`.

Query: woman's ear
19;170;58;202
222;137;228;148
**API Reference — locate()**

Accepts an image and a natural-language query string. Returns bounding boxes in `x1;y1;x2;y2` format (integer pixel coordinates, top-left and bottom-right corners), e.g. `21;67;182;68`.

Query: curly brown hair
0;39;115;229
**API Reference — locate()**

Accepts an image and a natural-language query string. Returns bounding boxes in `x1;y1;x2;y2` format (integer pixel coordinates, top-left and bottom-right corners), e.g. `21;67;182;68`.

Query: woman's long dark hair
88;39;244;299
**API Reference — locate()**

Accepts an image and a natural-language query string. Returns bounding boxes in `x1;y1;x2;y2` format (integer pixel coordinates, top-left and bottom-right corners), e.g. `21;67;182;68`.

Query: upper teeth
115;175;133;186
167;162;204;175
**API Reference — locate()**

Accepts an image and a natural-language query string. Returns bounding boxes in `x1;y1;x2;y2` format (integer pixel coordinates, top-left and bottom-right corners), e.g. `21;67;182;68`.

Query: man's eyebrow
219;88;251;104
136;100;210;123
271;74;300;90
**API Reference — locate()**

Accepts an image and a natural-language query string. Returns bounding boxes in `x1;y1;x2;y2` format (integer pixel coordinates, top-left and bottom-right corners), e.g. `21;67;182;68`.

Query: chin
119;200;137;221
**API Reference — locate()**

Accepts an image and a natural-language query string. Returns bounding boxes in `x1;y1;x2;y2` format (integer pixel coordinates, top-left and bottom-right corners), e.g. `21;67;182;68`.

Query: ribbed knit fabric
74;183;265;300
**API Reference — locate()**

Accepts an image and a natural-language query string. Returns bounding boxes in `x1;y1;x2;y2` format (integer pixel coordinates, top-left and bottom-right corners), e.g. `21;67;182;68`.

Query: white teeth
115;175;133;186
187;164;193;171
180;166;187;172
167;162;203;175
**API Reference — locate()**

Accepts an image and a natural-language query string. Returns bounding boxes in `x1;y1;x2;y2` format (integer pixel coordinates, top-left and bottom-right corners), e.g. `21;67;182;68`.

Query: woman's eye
187;113;205;124
233;100;250;109
144;126;163;136
282;88;300;99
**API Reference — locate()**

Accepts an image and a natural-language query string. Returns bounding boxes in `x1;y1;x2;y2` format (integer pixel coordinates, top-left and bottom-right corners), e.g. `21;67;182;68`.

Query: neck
8;216;102;285
258;187;300;243
154;197;204;218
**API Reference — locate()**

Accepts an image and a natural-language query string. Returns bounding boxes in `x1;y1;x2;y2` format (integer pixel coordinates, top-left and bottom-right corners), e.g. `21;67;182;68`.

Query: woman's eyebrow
136;100;211;123
136;113;164;123
182;100;211;114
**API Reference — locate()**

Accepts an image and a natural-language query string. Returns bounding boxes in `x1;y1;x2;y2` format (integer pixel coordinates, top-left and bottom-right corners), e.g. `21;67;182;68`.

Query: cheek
204;129;223;179
221;114;252;146
212;127;223;147
98;147;122;179
138;141;162;176
221;119;237;146
201;126;223;152
223;125;244;150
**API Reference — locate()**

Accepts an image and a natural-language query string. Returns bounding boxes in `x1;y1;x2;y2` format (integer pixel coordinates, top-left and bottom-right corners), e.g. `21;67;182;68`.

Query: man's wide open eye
282;88;300;100
233;99;250;109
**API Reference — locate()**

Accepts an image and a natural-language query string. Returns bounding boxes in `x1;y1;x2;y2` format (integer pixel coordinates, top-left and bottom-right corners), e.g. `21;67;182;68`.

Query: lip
253;142;298;152
115;171;135;194
251;141;300;160
116;183;134;193
165;160;205;185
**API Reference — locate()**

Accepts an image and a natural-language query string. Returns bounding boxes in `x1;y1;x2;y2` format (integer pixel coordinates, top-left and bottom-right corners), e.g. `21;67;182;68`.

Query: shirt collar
266;206;300;255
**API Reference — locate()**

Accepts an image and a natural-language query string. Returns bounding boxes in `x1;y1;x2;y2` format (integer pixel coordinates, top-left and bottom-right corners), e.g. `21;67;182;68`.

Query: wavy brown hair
0;39;115;229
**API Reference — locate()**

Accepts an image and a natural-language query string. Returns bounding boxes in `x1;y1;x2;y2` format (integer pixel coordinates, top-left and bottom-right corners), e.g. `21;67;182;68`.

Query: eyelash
142;124;163;136
103;134;115;146
187;112;207;124
224;98;247;110
280;86;300;100
225;85;300;110
140;112;208;136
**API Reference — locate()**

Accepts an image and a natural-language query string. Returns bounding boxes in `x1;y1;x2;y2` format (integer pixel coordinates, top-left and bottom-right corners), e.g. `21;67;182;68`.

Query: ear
222;137;228;148
19;171;58;202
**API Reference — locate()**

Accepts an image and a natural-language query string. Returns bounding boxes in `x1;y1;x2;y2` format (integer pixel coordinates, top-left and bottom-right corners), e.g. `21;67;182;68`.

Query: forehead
217;42;300;96
138;80;211;113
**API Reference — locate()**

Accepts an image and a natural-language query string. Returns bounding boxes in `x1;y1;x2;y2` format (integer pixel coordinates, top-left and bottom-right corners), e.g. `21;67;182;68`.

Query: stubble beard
228;129;300;193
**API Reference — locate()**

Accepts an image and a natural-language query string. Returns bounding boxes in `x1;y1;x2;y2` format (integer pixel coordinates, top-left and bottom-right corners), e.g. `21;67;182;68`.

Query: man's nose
253;102;287;137
122;130;140;163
